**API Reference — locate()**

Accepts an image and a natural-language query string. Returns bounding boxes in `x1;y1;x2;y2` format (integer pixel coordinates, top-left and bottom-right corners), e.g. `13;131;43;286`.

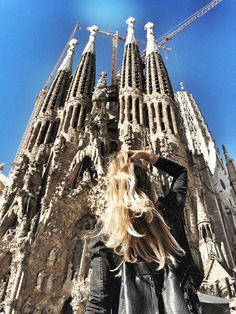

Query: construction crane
12;0;223;167
96;30;126;85
97;0;223;83
156;0;223;48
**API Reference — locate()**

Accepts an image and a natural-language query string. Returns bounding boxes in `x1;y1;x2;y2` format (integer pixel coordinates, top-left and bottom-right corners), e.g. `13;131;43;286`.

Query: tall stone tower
0;18;235;313
175;85;236;296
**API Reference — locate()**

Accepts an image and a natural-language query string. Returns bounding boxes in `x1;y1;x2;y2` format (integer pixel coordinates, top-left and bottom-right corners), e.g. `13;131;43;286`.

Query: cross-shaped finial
144;22;154;31
87;25;99;36
126;17;135;28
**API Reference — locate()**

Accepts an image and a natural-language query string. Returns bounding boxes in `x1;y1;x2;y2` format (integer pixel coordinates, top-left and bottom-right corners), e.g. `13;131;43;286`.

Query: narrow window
28;122;41;151
143;104;149;128
128;96;132;122
48;119;60;143
121;97;125;124
158;102;165;131
135;98;140;124
72;105;81;129
37;121;50;145
167;105;174;134
151;103;156;132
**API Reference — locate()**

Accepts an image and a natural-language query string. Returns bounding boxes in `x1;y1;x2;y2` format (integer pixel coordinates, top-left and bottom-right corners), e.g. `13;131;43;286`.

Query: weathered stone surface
0;21;235;313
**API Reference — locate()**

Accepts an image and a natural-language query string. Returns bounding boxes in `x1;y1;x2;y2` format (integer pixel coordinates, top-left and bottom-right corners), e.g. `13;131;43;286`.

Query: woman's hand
127;150;159;164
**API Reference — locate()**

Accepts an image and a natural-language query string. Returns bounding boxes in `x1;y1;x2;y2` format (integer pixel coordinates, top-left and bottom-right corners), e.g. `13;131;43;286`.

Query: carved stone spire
82;25;98;55
143;20;177;142
196;189;223;262
26;40;78;151
67;26;97;101
197;189;211;225
144;21;174;99
57;39;78;72
222;144;236;196
119;17;143;92
144;22;159;57
59;25;97;135
118;17;145;149
125;17;136;46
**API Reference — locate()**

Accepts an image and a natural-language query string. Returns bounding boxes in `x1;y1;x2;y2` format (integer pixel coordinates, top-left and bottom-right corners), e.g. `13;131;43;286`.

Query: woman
85;150;203;314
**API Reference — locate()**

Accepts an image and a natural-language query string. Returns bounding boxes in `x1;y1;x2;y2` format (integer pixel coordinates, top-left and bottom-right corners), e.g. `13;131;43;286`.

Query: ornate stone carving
35;270;46;291
91;71;108;104
47;248;57;267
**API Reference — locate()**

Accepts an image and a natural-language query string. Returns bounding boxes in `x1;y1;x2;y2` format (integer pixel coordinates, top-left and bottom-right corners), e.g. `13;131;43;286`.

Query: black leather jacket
85;157;203;314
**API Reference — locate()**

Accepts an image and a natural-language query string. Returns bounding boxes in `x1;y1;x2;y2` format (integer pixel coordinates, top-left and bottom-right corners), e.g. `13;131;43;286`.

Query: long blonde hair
101;151;185;269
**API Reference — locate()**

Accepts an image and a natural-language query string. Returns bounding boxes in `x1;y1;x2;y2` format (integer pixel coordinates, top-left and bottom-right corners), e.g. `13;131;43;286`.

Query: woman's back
85;151;203;314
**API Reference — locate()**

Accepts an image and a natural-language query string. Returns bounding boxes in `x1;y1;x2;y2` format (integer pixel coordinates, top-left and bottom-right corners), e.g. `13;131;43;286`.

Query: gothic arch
135;98;140;124
72;156;98;189
150;103;156;132
143;103;149;128
71;105;81;129
167;105;174;134
28;122;41;151
127;96;132;122
37;121;50;145
47;119;60;144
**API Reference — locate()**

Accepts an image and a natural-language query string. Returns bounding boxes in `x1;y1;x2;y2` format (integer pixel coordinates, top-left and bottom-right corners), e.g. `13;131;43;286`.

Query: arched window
120;97;125;124
127;96;132;122
28;122;41;151
150;103;156;132
202;226;207;242
72;157;98;189
37;121;50;145
71;105;81;129
47;119;60;144
135;98;140;124
158;102;165;131
143;104;149;128
167;105;174;134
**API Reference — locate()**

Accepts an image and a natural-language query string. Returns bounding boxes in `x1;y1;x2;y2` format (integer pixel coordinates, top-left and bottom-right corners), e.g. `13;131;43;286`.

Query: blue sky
0;0;235;175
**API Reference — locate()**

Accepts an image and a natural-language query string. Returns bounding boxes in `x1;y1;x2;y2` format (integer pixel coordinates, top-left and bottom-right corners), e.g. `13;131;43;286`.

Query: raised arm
128;150;188;212
153;156;188;212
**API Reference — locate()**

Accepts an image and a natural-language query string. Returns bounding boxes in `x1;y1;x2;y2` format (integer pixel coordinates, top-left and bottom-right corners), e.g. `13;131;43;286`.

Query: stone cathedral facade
0;17;236;313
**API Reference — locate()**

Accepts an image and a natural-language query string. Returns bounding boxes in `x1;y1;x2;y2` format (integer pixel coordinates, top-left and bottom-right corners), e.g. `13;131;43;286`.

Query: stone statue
46;275;54;292
47;248;57;267
35;270;46;291
91;71;108;105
